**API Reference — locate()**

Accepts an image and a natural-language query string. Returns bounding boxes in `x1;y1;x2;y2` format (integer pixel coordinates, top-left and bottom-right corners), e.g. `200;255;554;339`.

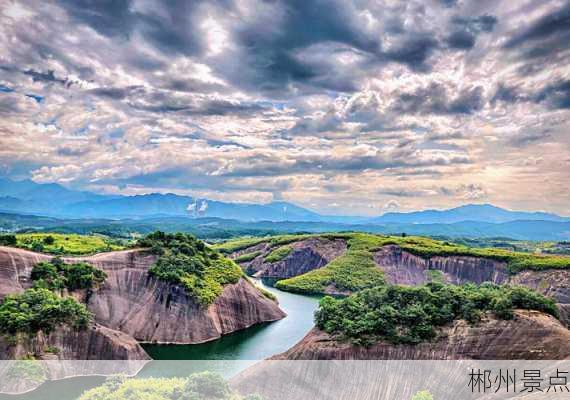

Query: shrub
0;288;91;335
234;251;262;263
79;372;257;400
0;234;17;246
264;246;293;263
314;283;559;346
31;259;107;292
140;232;243;306
43;235;55;245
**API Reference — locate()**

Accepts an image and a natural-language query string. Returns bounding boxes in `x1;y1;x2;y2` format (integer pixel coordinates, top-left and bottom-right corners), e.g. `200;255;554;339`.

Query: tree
43;235;55;245
0;234;17;246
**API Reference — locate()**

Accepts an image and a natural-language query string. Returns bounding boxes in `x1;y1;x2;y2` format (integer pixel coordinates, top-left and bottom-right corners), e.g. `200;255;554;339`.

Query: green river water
0;279;320;399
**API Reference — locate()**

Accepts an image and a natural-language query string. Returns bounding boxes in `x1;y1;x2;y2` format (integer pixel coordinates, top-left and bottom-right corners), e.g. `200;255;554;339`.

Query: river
142;278;320;360
0;279;320;399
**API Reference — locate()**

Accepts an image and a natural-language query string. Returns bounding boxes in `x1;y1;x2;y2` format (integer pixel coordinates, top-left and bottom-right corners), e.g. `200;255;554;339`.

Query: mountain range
0;178;568;227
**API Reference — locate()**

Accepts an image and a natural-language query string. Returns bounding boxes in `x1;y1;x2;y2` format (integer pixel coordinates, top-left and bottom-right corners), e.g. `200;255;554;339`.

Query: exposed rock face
274;310;570;360
0;324;150;360
237;238;347;279
0;246;50;298
373;245;509;286
373;245;570;322
0;246;286;346
510;269;570;321
89;270;286;343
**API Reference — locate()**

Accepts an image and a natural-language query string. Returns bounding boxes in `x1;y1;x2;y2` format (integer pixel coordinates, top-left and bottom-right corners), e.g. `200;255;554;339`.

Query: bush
31;259;107;292
139;232;243;306
79;372;259;400
43;235;55;245
314;283;559;346
234;251;262;263
0;234;17;246
264;246;293;263
0;288;91;335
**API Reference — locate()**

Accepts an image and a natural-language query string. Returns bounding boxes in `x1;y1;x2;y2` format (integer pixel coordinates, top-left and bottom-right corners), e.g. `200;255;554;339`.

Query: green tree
0;234;17;246
43;235;55;245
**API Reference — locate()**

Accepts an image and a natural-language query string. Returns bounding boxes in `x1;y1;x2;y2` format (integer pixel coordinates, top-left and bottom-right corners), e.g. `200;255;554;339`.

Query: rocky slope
235;237;347;279
273;310;570;360
0;324;149;360
373;245;509;286
230;239;569;321
0;246;286;347
373;245;570;322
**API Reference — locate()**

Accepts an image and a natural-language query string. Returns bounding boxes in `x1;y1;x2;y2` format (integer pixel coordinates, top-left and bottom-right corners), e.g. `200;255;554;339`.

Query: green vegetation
363;234;570;273
31;258;107;292
15;233;125;255
0;288;91;335
264;245;293;263
411;391;434;400
0;233;17;246
427;269;444;283
79;372;262;400
315;282;559;346
275;233;386;294
219;232;570;295
213;234;313;254
140;232;243;306
234;251;262;263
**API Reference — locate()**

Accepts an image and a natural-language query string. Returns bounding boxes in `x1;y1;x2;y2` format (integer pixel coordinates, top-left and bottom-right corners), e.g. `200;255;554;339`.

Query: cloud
503;3;570;50
391;83;484;115
445;15;497;49
383;199;401;211
0;0;569;215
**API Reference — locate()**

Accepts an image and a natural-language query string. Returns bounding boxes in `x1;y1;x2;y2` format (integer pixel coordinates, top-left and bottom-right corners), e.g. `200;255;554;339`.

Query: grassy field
217;232;570;295
15;233;125;255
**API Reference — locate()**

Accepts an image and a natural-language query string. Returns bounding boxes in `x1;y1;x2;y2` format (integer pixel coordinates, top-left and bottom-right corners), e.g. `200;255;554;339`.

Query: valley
1;230;570;396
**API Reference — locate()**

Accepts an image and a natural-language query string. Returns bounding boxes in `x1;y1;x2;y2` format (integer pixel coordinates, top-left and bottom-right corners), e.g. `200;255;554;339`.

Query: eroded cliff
0;246;286;347
373;245;570;321
274;310;570;360
0;324;149;360
238;237;347;279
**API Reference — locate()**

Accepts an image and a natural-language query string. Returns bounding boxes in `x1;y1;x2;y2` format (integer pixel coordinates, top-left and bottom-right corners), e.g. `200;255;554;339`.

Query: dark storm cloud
234;0;380;92
535;80;570;110
392;83;484;115
56;0;233;57
503;3;570;76
56;0;137;38
23;69;69;86
445;15;497;50
503;3;570;49
384;35;439;71
87;86;135;100
86;85;269;116
492;80;570;110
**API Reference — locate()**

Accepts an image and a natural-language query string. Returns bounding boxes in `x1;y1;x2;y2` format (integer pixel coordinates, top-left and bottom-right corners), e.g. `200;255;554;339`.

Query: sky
0;0;569;216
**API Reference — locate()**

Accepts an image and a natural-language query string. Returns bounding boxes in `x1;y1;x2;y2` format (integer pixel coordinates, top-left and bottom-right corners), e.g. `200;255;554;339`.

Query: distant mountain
2;212;570;241
368;204;569;224
0;178;324;221
1;178;568;225
0;177;107;205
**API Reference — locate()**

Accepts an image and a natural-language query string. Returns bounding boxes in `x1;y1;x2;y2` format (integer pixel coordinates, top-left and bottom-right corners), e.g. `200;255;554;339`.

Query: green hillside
218;232;570;295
